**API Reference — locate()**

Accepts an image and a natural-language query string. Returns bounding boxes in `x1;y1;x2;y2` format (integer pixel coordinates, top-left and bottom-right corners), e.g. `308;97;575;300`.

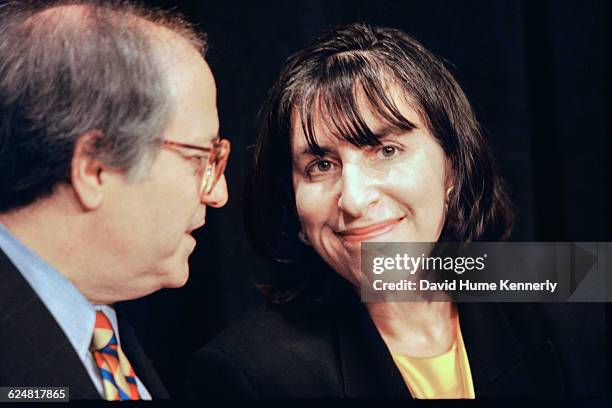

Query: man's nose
337;164;379;218
201;174;228;208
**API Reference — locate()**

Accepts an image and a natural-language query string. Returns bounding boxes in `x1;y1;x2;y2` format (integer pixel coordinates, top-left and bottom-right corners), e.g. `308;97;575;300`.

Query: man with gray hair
0;0;229;400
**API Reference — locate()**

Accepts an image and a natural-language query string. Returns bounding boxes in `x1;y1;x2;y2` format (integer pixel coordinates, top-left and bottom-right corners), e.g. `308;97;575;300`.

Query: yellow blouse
391;319;475;399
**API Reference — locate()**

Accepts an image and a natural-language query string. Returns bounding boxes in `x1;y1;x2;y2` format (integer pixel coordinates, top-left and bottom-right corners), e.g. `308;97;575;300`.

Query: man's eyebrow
208;131;221;143
197;133;221;149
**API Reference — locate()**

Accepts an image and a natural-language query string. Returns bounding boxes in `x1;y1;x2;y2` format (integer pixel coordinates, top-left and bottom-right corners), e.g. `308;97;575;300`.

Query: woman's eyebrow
296;144;332;157
370;122;417;139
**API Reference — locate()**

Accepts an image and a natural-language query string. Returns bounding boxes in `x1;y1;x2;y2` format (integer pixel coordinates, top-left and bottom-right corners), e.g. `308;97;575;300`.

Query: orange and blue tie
91;311;141;401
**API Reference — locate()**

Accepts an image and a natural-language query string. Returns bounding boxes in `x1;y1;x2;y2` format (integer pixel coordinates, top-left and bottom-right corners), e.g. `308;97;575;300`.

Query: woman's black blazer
186;283;605;398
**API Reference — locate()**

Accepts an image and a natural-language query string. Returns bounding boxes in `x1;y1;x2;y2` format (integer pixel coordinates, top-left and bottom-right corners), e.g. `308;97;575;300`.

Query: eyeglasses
161;138;231;196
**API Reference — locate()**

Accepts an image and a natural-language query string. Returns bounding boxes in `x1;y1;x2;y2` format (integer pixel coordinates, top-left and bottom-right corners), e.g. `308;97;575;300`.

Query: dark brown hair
245;23;513;303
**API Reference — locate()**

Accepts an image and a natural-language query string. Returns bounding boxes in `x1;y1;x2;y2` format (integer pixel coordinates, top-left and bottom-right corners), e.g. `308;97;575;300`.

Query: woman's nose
201;174;228;208
337;164;379;218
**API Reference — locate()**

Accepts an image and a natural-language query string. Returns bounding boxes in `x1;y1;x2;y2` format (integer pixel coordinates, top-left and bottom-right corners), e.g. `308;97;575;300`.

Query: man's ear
71;131;106;210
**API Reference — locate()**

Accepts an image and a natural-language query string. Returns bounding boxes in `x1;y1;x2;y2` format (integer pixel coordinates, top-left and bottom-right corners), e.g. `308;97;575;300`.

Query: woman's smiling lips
338;217;405;242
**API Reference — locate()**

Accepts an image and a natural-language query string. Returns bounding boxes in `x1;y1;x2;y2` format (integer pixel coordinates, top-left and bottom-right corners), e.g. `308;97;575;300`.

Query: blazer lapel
115;307;169;399
458;302;565;397
0;250;99;399
335;286;410;398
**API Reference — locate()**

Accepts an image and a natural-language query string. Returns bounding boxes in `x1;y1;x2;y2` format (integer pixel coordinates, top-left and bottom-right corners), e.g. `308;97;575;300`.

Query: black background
120;0;610;396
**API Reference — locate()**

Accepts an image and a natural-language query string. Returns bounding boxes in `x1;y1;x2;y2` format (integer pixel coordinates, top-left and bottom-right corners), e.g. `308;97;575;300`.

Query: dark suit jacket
0;249;168;399
186;281;605;398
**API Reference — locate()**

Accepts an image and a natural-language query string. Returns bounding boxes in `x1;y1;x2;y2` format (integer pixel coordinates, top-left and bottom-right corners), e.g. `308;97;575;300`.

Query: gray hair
0;0;207;212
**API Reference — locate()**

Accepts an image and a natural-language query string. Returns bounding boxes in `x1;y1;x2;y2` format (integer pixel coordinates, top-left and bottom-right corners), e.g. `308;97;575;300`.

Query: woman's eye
306;159;337;177
317;160;332;171
379;145;398;158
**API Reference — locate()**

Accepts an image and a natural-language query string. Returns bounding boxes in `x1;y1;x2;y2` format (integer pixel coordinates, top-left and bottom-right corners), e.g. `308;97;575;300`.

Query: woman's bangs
298;57;416;153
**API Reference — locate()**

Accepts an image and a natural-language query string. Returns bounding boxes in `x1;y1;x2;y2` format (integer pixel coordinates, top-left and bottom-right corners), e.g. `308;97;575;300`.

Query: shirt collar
0;222;98;362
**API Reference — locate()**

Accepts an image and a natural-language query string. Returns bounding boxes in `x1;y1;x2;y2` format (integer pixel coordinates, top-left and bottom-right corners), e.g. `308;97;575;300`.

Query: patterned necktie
91;310;141;400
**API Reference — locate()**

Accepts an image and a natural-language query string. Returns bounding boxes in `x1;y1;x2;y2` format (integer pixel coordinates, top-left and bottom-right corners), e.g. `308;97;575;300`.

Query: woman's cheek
382;152;447;241
383;165;419;207
294;182;331;228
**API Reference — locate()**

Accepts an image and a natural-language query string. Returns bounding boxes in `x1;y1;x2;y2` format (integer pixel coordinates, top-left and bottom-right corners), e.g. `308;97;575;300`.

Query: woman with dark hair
186;23;602;399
